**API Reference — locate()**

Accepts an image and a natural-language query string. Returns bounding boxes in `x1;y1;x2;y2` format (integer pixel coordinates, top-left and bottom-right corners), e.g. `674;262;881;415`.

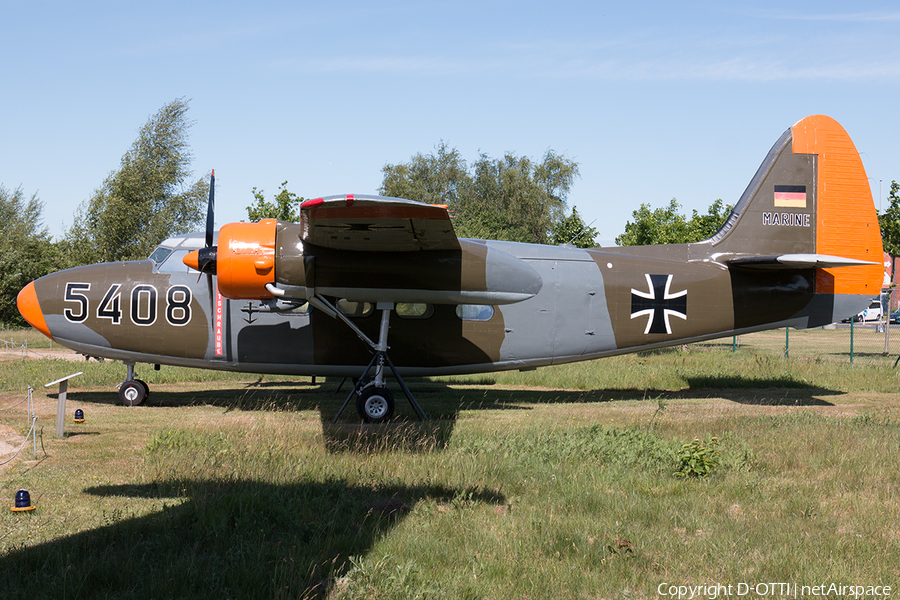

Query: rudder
707;115;882;300
792;115;883;297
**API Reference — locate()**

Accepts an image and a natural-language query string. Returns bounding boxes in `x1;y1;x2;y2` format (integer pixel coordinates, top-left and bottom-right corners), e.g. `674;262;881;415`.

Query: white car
856;300;883;322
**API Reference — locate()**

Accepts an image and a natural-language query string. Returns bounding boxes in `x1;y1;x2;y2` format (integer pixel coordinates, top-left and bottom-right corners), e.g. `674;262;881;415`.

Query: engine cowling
183;219;278;299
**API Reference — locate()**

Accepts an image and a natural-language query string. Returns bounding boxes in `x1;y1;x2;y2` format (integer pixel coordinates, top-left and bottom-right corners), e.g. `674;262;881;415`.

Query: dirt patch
0;423;25;471
0;348;87;362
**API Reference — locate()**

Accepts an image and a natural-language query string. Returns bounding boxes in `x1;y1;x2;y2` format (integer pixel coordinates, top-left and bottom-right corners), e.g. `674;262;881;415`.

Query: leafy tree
879;180;900;257
64;98;208;264
550;206;599;248
380;141;469;206
686;199;732;241
466;151;578;244
246;181;304;222
381;144;579;244
616;198;732;246
0;186;61;325
615;199;688;246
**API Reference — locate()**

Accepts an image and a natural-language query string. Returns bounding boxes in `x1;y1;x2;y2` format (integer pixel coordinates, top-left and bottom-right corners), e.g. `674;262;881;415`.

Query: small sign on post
45;372;83;439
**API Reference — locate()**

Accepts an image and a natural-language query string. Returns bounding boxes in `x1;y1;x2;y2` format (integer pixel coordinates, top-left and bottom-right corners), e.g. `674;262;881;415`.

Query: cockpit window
158;250;196;273
148;247;174;267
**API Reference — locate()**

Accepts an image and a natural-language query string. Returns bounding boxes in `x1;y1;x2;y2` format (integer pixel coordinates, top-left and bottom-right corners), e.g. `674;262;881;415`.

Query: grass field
1;329;900;599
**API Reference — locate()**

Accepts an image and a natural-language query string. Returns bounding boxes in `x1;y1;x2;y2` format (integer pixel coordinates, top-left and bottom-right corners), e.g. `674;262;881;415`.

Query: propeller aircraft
17;115;884;422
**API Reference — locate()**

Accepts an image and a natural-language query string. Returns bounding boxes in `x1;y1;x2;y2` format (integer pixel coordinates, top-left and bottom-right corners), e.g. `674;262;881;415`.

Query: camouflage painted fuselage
18;115;884;378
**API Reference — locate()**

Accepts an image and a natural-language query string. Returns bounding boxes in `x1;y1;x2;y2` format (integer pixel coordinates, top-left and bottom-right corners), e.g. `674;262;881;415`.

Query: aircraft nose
17;281;53;340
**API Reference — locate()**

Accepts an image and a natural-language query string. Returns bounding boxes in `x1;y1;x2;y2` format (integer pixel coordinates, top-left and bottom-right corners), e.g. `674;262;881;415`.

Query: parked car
842;298;884;323
891;310;900;324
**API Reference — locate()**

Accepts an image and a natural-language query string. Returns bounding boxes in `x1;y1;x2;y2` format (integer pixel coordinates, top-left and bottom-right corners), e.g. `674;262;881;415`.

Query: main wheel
356;386;395;423
119;380;149;407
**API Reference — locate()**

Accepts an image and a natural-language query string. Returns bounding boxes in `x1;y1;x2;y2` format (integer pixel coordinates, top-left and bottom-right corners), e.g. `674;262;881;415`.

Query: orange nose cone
183;249;201;271
17;282;53;340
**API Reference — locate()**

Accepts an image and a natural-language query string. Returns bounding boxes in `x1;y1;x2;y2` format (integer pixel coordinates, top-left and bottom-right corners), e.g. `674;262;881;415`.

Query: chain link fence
694;288;899;367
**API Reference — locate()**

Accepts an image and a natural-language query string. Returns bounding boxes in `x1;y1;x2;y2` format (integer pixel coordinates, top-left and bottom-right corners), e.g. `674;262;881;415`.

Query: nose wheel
119;379;149;406
118;363;150;406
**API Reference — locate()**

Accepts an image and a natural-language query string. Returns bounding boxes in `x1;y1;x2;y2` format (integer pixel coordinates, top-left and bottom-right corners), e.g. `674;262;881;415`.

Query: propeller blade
184;169;219;278
205;169;215;248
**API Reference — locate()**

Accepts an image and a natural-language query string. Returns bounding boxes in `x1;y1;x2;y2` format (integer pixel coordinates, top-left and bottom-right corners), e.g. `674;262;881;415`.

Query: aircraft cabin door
550;259;610;362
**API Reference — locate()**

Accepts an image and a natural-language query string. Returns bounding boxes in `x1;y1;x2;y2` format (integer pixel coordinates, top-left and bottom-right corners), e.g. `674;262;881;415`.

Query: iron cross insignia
630;274;688;334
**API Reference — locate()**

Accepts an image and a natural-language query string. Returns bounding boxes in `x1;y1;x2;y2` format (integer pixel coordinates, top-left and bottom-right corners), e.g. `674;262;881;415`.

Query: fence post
785;327;789;358
850;318;855;365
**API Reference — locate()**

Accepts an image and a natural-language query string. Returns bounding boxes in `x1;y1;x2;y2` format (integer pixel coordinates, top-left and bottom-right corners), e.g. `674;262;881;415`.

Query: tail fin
706;114;883;303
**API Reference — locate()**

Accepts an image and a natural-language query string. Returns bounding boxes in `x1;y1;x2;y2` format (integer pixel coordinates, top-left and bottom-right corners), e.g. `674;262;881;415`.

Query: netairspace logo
657;582;892;599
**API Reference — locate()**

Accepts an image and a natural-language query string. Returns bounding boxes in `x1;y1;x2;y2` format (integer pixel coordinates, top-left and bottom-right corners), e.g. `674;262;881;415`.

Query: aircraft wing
299;195;460;251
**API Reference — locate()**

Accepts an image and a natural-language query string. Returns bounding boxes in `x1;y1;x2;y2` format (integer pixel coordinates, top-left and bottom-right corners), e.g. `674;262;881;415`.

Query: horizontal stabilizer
726;254;879;269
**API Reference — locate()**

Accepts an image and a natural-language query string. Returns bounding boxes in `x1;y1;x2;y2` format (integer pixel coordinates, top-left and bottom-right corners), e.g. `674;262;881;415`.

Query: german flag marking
774;185;807;208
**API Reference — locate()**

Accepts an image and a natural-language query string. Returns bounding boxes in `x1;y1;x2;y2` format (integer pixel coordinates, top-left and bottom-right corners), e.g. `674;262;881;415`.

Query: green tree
0;186;61;325
380;141;469;207
616;198;732;246
550;206;599;248
466;151;578;244
686;199;732;241
879;180;900;257
246;181;304;222
64;98;208;264
380;144;579;244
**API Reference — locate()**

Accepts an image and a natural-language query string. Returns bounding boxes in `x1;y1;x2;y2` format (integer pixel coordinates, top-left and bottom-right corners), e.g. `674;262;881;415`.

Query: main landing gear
324;300;428;424
118;362;149;406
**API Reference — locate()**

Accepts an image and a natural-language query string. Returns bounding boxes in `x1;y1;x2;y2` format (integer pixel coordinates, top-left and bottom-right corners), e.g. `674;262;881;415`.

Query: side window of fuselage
456;304;494;321
396;303;433;319
336;299;374;318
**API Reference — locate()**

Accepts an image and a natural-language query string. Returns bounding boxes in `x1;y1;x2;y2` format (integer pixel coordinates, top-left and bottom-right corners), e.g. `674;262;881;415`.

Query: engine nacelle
183;219;279;299
217;219;278;299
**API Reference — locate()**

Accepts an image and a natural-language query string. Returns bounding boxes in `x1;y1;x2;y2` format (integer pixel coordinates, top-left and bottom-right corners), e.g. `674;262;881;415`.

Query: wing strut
314;299;428;423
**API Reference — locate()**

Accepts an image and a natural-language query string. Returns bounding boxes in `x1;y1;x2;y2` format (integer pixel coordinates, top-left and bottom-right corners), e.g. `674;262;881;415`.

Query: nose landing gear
118;363;150;406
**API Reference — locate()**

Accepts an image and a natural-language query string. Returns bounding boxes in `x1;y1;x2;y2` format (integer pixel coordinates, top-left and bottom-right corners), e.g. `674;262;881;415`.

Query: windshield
148;235;204;273
148;246;174;267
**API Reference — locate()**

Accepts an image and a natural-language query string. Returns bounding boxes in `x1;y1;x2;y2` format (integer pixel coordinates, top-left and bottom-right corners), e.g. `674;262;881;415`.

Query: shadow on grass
61;375;843;418
57;374;841;453
680;376;839;406
0;478;506;600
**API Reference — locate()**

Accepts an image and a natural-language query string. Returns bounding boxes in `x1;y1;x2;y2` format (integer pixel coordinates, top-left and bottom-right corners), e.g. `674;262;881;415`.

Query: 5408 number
64;283;193;327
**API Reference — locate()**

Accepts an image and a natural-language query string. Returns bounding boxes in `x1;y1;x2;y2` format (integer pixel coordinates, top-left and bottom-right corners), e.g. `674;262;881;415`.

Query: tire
119;380;148;407
356;386;395;423
134;379;150;400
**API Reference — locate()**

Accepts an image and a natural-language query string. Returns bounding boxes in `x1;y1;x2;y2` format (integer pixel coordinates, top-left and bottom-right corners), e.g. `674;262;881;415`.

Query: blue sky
2;1;899;245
